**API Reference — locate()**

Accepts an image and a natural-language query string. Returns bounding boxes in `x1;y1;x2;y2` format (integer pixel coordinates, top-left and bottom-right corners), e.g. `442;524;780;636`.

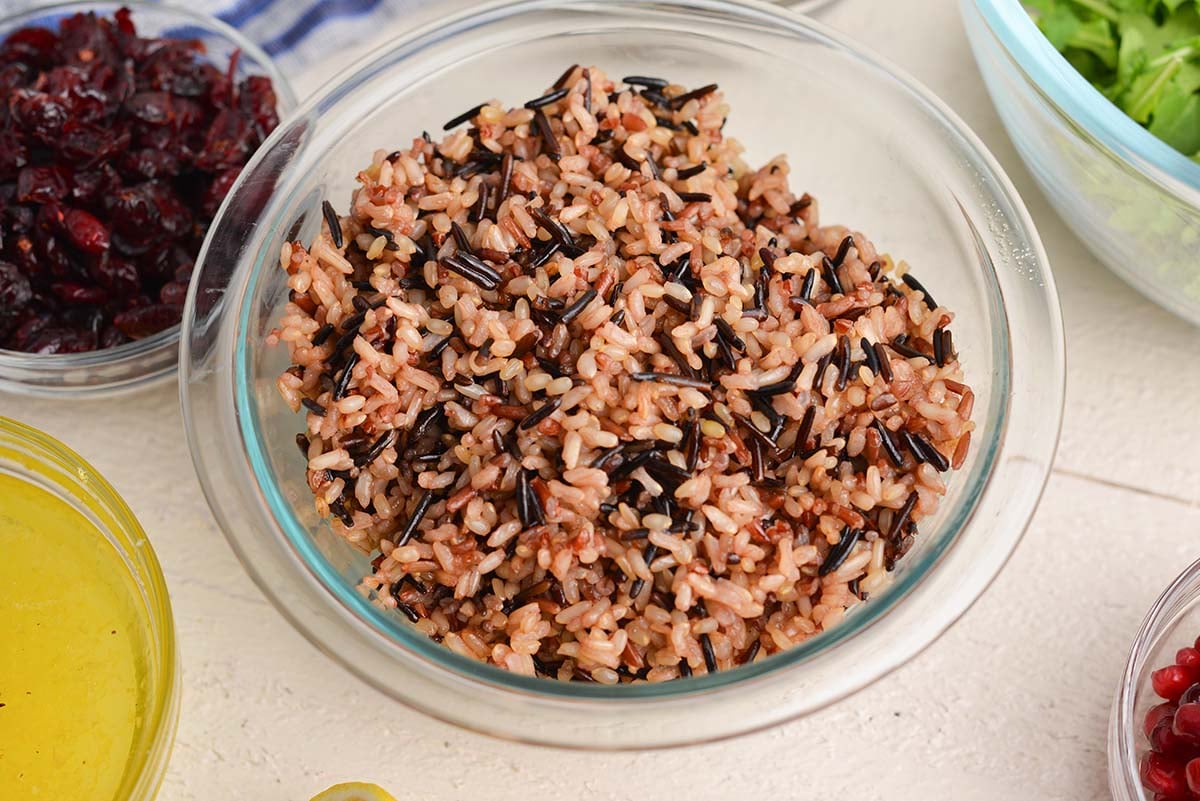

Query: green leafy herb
1027;0;1200;158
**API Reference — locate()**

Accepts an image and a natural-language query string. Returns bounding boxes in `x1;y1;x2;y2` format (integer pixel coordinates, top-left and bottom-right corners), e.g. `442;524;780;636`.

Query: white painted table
6;1;1200;798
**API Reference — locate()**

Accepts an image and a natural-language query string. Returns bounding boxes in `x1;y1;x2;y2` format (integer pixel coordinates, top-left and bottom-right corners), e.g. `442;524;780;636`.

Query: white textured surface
5;1;1200;799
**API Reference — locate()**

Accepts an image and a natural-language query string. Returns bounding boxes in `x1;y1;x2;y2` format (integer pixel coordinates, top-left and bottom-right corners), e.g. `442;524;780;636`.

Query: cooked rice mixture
271;66;975;683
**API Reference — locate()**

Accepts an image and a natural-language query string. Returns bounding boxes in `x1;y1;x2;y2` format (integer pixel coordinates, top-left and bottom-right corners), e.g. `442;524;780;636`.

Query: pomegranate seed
1153;721;1193;757
1141;752;1189;797
1149;703;1179;738
1155;666;1196;703
1187;758;1200;794
1183;684;1200;706
1179;648;1200;671
1175;704;1200;740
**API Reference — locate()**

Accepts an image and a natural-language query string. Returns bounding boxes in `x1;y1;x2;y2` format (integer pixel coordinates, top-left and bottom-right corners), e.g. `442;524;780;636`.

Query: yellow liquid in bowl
0;472;148;798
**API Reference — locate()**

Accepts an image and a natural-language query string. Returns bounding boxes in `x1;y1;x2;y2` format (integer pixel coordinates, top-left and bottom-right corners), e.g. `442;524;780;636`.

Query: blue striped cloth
206;0;428;79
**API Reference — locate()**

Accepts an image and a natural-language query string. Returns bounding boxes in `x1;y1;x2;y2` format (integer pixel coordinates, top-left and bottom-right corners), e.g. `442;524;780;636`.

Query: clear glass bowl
0;416;179;799
1110;559;1200;801
962;0;1200;327
182;0;1064;748
0;0;297;398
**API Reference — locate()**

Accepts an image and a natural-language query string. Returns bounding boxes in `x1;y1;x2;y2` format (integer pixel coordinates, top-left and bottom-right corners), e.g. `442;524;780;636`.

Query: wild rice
271;66;975;682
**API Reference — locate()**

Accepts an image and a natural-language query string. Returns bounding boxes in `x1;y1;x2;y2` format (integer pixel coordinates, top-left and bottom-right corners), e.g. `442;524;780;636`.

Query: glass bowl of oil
0;417;179;800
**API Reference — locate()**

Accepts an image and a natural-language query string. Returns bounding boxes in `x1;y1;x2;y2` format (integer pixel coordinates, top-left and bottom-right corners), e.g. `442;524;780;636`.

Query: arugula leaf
1148;79;1200;150
1029;0;1200;157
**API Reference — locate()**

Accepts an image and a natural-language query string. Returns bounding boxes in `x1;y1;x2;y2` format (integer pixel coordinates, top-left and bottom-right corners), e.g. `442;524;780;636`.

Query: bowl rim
183;0;1064;745
0;415;180;799
0;0;298;394
971;0;1200;202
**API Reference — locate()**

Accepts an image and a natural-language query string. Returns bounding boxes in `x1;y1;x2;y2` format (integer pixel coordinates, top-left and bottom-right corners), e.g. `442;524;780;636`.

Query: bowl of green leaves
962;0;1200;326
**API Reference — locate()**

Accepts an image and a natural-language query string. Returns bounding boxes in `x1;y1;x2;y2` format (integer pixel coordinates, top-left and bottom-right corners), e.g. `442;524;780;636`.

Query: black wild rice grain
321;200;343;249
874;419;903;468
530;240;561;270
832;234;854;267
295;433;309;455
794;406;817;456
450;221;473;254
933;326;946;367
678;191;712;203
700;632;718;673
819;526;861;576
524;87;570;109
302;398;326;416
396;490;436;546
915;432;950;472
553;63;579;89
443;102;486;131
443;253;501;291
472;182;490;223
360;430;397;466
861;337;879;375
742;639;762;664
889;336;928;361
583;68;592;114
621;528;650;541
669;83;718;109
394;600;420;623
533;109;560;160
715;317;745;351
873;342;893;381
623;75;668;88
901;273;938;311
610;309;626;326
889;492;919;540
835;335;852;392
558;288;597;325
799;268;816;302
332;352;359;400
497;153;515;206
822;255;843;295
941;329;954;360
655;333;702;380
519;397;562;430
752;360;805;397
676;163;706;179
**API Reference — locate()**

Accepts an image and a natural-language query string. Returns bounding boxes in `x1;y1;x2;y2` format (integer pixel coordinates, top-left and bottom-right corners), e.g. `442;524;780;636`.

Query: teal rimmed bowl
963;0;1200;326
182;0;1062;748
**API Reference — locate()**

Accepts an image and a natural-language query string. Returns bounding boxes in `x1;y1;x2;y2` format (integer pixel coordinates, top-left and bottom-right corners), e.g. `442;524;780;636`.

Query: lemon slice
310;782;399;801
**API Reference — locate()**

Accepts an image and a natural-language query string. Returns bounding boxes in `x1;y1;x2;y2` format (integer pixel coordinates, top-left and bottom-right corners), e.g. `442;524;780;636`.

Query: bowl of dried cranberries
0;2;295;396
1112;558;1200;800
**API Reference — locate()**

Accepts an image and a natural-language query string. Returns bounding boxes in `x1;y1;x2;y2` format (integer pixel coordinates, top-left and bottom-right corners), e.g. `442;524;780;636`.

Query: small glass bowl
182;0;1064;748
962;0;1200;327
0;416;179;799
0;1;297;398
1110;558;1200;800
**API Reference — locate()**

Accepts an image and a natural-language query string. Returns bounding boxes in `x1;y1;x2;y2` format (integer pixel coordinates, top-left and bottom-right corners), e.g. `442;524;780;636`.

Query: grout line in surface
1051;466;1199;510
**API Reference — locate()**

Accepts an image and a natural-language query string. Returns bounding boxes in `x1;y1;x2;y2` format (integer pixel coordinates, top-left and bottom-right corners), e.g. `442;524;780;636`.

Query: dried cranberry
0;130;28;181
238;75;279;133
159;280;189;306
10;90;69;141
0;26;59;68
0;7;278;353
125;90;172;124
0;260;33;337
113;303;181;339
58;120;130;165
25;326;96;354
195;109;251;170
88;253;140;297
70;164;120;206
62;208;109;254
16;165;70;203
202;167;241;216
118;148;179;180
51;281;107;305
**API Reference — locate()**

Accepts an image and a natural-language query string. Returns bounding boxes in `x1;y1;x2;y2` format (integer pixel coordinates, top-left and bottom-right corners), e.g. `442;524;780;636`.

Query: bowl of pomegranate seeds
1112;559;1200;800
0;2;294;396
